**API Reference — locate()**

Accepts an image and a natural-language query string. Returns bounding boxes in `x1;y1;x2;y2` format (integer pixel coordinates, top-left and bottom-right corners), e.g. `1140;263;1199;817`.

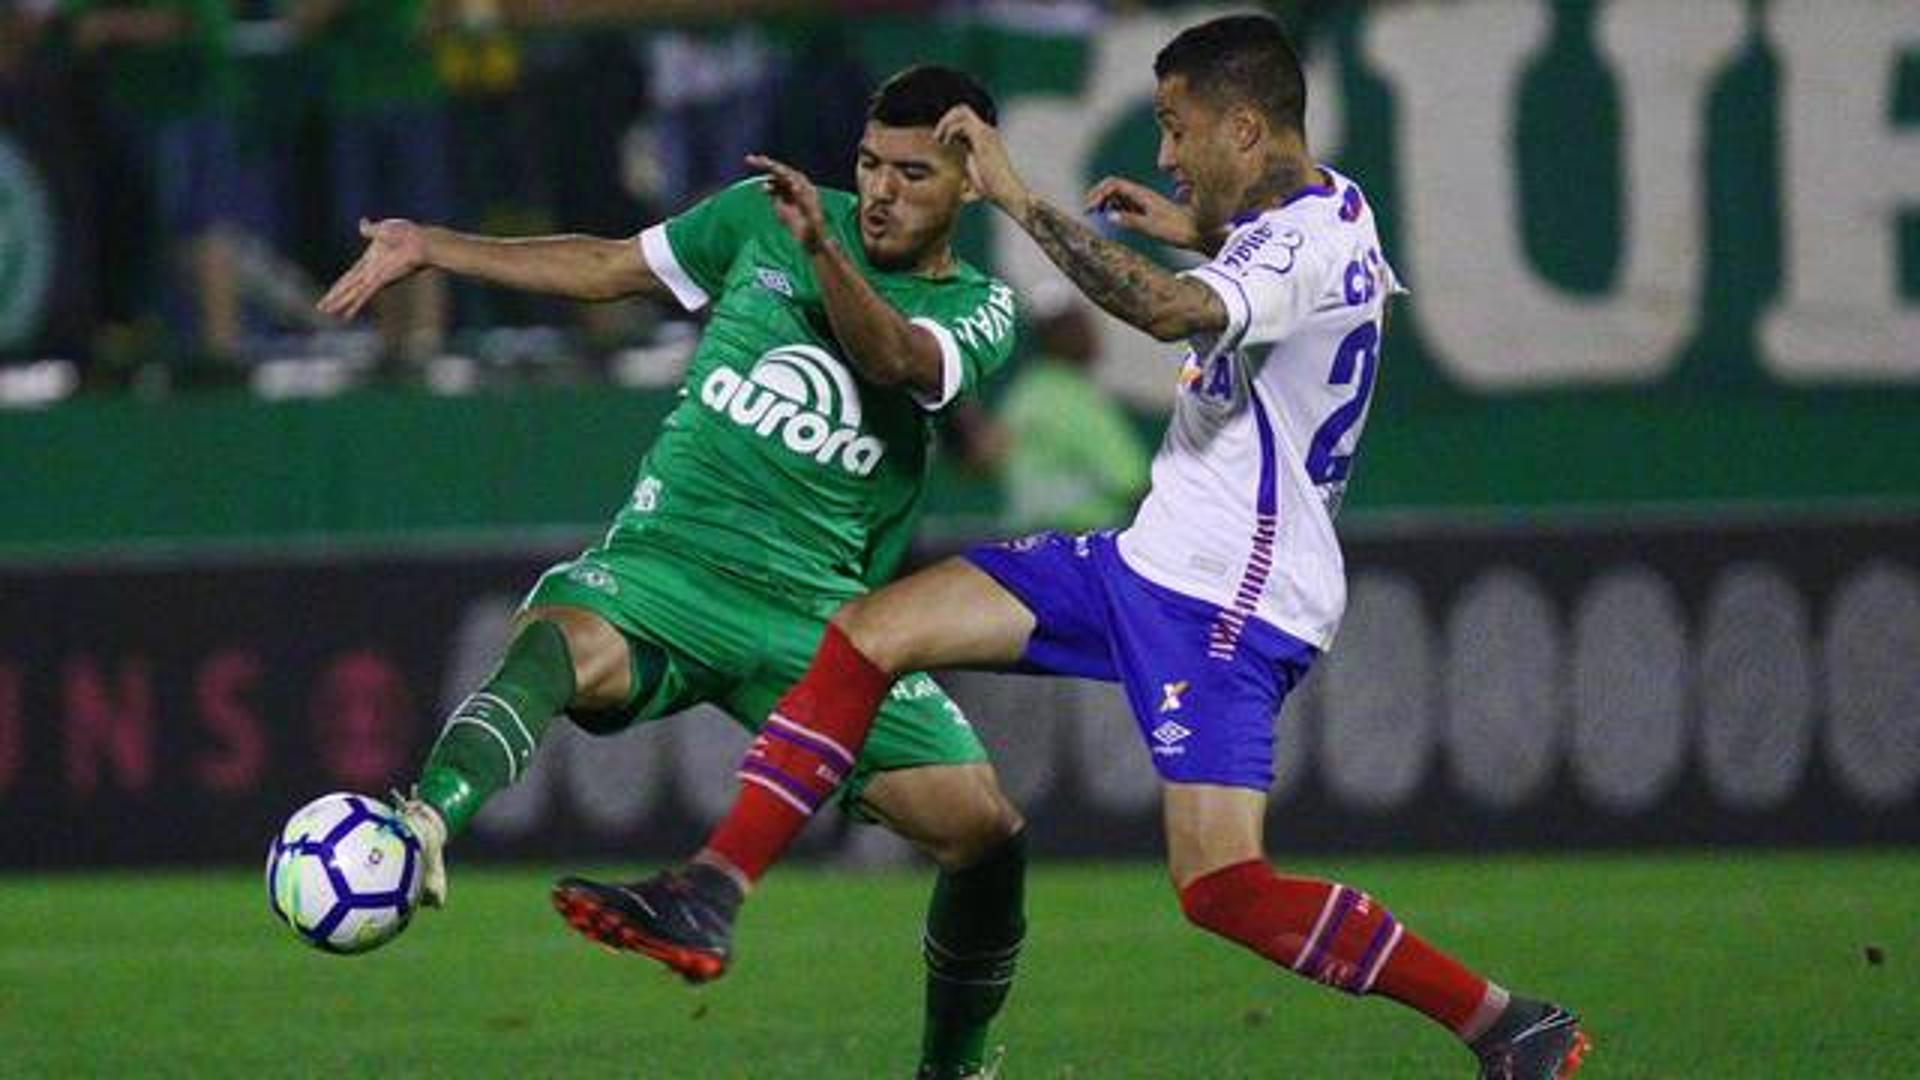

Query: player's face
855;121;971;272
1154;75;1240;237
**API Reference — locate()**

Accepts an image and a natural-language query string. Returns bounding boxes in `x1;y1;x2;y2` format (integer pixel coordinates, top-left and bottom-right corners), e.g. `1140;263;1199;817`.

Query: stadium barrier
4;512;1914;868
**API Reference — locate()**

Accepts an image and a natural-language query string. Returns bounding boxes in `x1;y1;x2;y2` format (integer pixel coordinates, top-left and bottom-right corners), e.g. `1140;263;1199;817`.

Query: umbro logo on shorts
1151;719;1192;755
566;562;618;595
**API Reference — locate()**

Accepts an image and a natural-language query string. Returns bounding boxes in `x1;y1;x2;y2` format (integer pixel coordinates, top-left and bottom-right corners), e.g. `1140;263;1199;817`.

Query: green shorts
523;533;986;809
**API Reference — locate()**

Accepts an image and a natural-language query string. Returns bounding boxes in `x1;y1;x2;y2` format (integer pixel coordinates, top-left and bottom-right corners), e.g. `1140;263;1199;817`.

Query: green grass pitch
3;851;1916;1077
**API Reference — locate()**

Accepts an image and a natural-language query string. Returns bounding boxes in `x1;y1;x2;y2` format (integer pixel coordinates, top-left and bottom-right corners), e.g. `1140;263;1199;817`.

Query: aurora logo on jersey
699;345;886;476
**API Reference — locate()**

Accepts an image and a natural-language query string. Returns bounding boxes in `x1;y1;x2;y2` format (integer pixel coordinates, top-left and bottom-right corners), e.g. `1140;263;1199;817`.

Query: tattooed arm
935;106;1225;343
1017;200;1225;342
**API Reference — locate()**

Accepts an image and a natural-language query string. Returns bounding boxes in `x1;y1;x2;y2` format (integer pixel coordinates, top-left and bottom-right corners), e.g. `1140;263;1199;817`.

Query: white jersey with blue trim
1115;166;1404;651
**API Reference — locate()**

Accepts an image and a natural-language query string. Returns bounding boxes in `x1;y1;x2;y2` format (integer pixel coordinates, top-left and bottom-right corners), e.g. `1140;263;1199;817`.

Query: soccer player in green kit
317;67;1025;1080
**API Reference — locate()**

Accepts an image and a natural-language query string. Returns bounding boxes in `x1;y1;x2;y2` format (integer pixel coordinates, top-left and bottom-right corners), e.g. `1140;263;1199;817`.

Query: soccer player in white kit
621;15;1589;1079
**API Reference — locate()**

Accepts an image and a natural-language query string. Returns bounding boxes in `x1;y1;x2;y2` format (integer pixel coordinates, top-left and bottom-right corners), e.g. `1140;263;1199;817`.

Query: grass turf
2;851;1916;1077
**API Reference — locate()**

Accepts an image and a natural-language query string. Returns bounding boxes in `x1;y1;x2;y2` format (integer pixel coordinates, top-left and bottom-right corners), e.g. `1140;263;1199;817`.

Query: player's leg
399;603;632;905
1164;786;1587;1078
1068;528;1588;1075
1166;781;1504;1021
577;531;1106;990
407;533;739;866
413;603;629;832
694;556;1037;888
555;588;1035;1078
859;763;1026;1080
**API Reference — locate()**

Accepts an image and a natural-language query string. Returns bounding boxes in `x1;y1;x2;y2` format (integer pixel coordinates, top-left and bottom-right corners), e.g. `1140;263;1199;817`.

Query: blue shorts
965;531;1317;790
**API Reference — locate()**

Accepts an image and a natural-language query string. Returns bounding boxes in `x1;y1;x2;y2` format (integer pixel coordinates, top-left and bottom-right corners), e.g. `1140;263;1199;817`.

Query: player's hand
933;105;1028;213
317;218;429;321
746;154;830;255
1084;176;1204;251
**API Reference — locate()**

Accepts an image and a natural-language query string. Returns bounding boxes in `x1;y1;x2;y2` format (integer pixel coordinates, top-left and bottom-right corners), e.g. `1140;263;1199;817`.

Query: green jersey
621;178;1017;601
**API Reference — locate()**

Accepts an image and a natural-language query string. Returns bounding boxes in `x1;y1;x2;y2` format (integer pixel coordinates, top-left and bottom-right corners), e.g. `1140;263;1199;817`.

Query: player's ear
936;137;983;202
949;148;983;204
1229;104;1263;153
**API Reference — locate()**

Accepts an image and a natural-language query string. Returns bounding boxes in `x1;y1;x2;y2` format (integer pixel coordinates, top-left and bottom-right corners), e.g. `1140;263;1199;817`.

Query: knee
826;597;901;676
1176;859;1269;936
968;797;1026;864
520;607;626;708
1176;876;1216;932
925;790;1024;871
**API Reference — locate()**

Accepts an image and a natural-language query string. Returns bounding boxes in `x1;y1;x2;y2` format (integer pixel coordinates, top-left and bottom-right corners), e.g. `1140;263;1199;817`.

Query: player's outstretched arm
935;107;1224;343
317;218;664;321
747;154;945;397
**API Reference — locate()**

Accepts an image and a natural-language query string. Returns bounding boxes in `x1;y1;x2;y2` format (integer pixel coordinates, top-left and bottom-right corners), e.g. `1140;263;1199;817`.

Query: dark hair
1154;15;1305;133
868;64;998;128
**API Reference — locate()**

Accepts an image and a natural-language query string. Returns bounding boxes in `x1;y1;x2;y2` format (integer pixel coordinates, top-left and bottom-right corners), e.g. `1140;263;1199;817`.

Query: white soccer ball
266;792;423;954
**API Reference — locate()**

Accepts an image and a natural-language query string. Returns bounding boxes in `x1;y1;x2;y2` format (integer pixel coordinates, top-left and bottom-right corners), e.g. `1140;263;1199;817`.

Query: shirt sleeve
639;178;775;312
1179;222;1326;355
908;279;1019;411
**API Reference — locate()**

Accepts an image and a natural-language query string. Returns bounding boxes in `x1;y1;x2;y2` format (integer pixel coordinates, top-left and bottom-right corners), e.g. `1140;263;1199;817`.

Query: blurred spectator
764;20;871;196
436;1;549;333
65;0;248;369
292;0;452;372
531;31;654;358
1;1;56;67
998;284;1150;532
220;2;329;341
641;24;777;208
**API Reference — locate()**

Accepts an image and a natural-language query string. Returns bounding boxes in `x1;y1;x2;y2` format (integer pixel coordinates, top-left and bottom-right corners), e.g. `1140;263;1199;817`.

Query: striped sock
417;619;576;836
920;830;1027;1077
1179;860;1501;1038
703;624;892;882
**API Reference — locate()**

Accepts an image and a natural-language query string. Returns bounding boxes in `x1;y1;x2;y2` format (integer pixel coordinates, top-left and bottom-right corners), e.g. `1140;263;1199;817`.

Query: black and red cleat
1472;1001;1591;1080
551;866;740;984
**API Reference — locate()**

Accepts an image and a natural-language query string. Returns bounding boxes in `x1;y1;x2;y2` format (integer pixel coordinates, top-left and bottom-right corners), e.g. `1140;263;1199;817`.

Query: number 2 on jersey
1304;320;1380;485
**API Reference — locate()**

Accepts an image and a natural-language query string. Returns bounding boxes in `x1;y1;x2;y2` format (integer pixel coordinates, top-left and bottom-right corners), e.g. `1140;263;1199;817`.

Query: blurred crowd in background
0;1;1198;380
0;0;1171;523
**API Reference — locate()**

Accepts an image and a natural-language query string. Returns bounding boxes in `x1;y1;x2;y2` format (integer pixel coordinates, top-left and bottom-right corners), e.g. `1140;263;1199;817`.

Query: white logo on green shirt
631;475;661;512
699;345;886;476
755;267;795;297
952;282;1016;351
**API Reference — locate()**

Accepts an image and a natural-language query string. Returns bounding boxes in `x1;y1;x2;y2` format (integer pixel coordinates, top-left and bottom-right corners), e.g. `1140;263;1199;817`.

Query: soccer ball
266;792;423;954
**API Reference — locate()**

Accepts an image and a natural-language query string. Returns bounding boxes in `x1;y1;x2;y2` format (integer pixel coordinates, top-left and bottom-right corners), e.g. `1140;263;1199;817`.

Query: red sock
703;624;893;882
1179;860;1498;1037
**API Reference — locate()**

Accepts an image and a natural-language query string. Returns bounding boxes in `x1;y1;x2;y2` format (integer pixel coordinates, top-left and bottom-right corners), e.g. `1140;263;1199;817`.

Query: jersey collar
1229;165;1337;228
